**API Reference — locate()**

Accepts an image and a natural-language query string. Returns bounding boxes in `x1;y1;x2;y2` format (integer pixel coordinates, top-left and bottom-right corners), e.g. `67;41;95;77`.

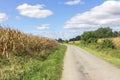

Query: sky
0;0;120;40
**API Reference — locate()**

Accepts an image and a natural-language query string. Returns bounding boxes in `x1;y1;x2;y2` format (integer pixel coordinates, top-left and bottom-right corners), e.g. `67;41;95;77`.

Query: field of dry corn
0;26;60;79
0;26;58;58
97;37;120;49
111;37;120;49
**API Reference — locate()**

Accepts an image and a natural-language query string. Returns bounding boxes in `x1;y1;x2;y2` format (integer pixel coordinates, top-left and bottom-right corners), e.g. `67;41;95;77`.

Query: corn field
97;37;120;49
111;37;120;49
0;26;58;58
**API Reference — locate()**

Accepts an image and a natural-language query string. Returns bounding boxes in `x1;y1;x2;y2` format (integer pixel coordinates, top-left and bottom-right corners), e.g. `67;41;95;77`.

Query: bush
99;39;115;49
81;31;97;44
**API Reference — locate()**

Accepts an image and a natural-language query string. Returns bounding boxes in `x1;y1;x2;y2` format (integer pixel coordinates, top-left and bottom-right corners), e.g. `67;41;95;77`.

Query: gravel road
61;44;120;80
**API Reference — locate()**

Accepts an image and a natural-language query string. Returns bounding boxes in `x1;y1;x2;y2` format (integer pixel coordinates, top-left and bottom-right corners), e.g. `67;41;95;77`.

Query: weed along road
61;44;120;80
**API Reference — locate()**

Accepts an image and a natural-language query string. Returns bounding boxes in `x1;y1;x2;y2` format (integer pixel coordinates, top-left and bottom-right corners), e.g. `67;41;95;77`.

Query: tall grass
23;45;66;80
0;45;66;80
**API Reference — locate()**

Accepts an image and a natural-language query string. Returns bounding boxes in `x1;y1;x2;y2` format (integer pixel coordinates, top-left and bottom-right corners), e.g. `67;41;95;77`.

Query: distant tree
57;38;64;43
69;36;81;41
81;31;97;44
117;31;120;37
69;38;75;41
64;40;68;43
95;27;113;38
113;31;120;37
119;31;120;37
75;36;81;40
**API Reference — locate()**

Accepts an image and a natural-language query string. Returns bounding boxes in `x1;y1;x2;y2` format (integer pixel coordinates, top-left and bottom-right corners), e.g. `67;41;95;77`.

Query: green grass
73;43;120;68
0;45;67;80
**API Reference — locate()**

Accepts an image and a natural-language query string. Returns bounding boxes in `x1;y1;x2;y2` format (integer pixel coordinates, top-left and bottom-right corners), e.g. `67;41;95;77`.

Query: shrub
99;39;115;49
81;31;97;44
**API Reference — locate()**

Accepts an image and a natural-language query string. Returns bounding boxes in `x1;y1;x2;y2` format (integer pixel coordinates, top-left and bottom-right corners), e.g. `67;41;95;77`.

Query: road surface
61;44;120;80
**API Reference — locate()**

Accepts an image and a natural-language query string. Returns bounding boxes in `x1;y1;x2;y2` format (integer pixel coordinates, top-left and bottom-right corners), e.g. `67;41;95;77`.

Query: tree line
81;27;120;44
57;27;120;43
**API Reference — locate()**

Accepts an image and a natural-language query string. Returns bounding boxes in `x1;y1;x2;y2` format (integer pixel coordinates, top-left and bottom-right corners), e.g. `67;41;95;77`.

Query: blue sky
0;0;120;40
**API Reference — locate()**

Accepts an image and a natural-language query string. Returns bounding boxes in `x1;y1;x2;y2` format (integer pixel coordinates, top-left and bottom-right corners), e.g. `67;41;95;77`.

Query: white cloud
16;3;53;18
65;0;82;5
64;0;120;29
36;24;50;30
0;13;8;22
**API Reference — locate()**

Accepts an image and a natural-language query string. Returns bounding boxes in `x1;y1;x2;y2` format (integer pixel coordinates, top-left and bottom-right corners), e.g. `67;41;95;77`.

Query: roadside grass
73;43;120;68
0;45;66;80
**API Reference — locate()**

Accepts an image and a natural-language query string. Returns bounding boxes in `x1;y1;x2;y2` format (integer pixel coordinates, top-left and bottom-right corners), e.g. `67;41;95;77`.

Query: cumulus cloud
64;0;120;29
36;24;50;30
0;13;8;22
16;3;53;18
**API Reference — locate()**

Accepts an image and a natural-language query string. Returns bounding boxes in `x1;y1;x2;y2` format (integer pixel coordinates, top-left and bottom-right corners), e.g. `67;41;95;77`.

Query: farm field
98;37;120;49
0;27;66;80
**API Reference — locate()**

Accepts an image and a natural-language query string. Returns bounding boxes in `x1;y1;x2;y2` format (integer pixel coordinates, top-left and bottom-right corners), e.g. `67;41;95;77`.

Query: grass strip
23;45;66;80
0;45;67;80
73;43;120;68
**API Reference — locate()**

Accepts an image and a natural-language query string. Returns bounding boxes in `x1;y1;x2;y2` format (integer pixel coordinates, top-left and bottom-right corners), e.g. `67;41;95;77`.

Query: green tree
113;31;120;37
81;31;97;44
64;40;68;43
117;31;120;37
57;38;64;43
95;27;113;38
69;36;81;41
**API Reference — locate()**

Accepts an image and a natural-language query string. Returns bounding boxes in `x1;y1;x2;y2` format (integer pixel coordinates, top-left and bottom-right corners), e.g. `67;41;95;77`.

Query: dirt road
61;44;120;80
